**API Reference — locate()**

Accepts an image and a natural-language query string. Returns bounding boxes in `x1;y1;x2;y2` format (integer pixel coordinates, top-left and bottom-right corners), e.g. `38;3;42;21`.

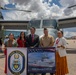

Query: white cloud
49;0;52;2
50;3;63;14
10;0;32;5
59;0;76;16
0;0;9;7
64;8;73;16
4;11;34;20
59;0;76;7
3;0;63;20
64;31;76;37
1;0;76;20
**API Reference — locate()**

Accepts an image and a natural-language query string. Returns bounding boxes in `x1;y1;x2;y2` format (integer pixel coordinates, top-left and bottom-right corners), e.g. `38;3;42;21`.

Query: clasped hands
57;45;65;49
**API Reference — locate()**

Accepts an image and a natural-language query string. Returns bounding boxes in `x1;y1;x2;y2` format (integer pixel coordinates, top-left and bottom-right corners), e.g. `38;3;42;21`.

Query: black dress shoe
41;73;46;75
50;73;53;75
27;73;30;75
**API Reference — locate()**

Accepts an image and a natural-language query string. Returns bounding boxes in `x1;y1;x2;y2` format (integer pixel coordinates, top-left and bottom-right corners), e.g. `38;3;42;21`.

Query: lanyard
56;38;60;44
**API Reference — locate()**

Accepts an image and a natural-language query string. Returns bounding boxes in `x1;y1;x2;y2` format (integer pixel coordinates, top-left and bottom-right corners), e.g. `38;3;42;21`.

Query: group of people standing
3;27;69;75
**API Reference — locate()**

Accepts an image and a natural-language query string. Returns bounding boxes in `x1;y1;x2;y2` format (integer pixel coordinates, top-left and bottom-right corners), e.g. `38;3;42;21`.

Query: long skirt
55;52;69;75
4;49;7;74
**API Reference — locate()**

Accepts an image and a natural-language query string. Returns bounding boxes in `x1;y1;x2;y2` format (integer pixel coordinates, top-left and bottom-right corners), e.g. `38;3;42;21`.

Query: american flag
28;47;56;53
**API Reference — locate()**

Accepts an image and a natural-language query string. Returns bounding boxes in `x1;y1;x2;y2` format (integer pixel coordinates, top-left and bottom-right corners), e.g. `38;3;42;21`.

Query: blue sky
43;0;61;6
50;0;61;6
1;3;16;18
5;3;16;8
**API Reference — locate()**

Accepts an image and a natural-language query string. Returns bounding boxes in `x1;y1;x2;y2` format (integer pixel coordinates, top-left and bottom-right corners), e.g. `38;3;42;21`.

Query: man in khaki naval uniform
40;28;54;75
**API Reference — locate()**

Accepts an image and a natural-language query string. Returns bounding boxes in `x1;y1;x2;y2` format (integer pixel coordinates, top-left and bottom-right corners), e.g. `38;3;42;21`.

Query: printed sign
7;48;27;75
28;47;56;73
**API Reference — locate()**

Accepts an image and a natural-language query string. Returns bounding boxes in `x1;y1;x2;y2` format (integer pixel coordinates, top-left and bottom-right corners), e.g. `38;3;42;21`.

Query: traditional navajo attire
54;37;69;75
5;39;18;47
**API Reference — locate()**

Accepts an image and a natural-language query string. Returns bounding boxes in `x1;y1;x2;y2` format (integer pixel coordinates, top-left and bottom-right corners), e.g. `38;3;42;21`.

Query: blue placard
28;47;56;73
